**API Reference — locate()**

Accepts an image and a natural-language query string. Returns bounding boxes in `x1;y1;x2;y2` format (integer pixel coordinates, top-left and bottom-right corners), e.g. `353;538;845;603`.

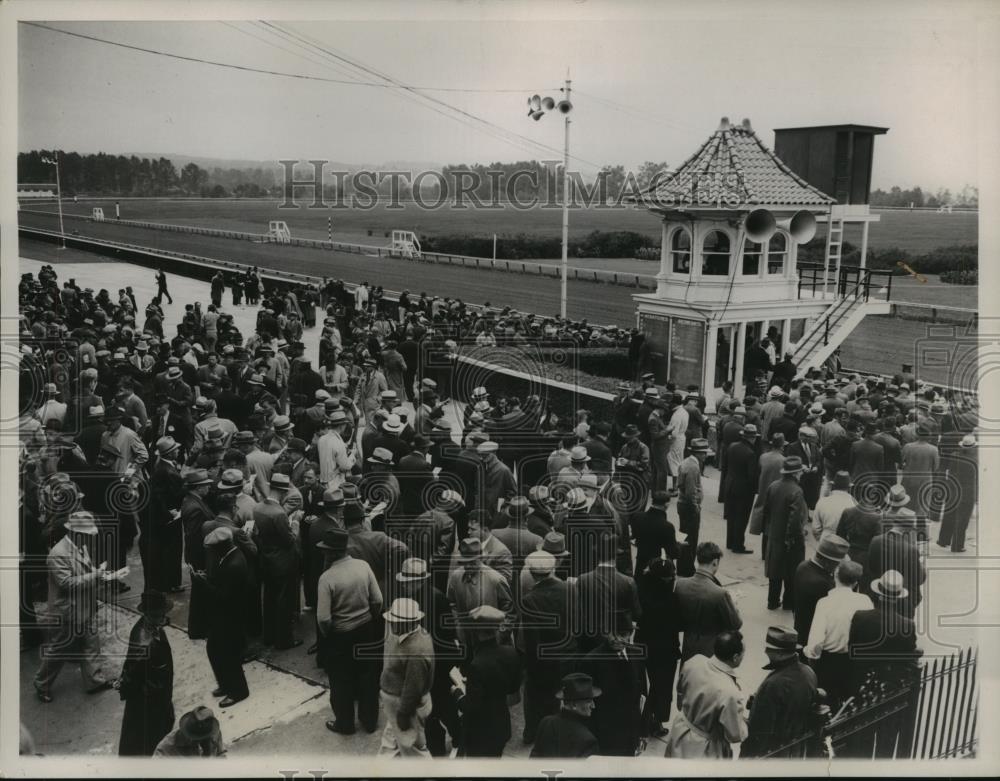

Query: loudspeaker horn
743;208;776;243
775;210;817;244
529;94;541;112
530;110;545;121
541;96;556;111
557;99;573;114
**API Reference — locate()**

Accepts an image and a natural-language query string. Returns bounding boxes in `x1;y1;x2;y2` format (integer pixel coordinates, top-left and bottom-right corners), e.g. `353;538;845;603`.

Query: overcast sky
17;9;982;192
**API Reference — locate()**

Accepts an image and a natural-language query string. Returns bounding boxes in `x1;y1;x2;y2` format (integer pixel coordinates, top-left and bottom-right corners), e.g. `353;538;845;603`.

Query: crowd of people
17;260;979;760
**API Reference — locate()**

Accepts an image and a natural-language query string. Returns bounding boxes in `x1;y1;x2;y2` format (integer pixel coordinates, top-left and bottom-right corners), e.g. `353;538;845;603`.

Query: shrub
940;269;978;285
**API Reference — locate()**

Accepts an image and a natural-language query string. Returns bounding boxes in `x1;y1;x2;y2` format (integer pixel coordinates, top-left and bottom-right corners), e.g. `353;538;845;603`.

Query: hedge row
799;240;979;275
421;230;655;260
939;269;978;285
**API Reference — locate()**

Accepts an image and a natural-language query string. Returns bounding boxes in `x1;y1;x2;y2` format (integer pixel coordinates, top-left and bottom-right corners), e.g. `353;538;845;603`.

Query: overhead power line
23;22;556;93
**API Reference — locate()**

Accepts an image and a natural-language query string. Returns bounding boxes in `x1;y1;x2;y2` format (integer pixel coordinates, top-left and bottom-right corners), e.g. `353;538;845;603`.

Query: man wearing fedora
721;425;759;555
316;526;384;735
787;424;823;511
848;570;923;698
144;436;186;593
630;490;678;579
792;532;850;645
395;558;463;756
99;405;149;475
304;488;345;620
196;526;252;708
34;511;121;703
740;626;820;758
402;489;461;582
530;673;601;758
762;456;810;611
154;705;225;757
378;597;435;757
937;434;977;552
181;467;216;640
447;537;514;652
867;486;926;619
117;590;175;756
451;604;522;757
520;550;577;744
580;610;646;756
252;472;302;650
676;437;710;575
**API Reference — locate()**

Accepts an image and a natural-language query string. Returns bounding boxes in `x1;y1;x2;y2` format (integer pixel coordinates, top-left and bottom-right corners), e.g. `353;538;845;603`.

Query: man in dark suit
848;569;922;692
937;435;977;552
792;533;849;644
530;674;601;758
741;626;820;758
180;469;215;640
867;494;926;619
196;526;252;707
581;612;646;756
630;490;679;578
768;402;801;445
873;417;903;474
674;541;743;660
397;434;436;517
786;426;822;511
850;423;886;485
451;605;522;757
573;534;641;653
721;425;759;554
520;551;576;744
762;457;809;610
117;590;175;756
144;437;186;594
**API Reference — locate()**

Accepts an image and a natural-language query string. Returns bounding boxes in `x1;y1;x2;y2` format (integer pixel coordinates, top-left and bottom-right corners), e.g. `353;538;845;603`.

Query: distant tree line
870;184;978;208
18;150;280;198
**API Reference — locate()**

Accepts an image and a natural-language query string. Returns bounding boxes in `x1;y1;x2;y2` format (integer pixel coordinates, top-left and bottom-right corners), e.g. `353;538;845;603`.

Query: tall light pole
528;76;573;319
41;151;66;249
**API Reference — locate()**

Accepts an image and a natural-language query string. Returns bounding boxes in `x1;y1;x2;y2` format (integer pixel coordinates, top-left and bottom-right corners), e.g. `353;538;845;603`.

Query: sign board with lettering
638;312;671;384
669;316;705;390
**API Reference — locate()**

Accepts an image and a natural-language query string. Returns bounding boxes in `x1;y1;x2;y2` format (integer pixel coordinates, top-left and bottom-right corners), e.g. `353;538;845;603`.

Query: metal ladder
824;212;845;296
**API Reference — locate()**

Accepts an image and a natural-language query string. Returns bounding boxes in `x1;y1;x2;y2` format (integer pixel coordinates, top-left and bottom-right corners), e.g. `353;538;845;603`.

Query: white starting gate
390;230;421;258
92;207;105;221
267;220;291;244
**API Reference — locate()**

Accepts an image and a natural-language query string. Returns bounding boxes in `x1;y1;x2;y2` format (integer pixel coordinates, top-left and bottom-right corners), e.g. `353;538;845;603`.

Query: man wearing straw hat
33;511;122;702
378;597;435;758
762;456;809;611
740;626;820;758
848;570;922;693
530;673;601;758
867;485;926;619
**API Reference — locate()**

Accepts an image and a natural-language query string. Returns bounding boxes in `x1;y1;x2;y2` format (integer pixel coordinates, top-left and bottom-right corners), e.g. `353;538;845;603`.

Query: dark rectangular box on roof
773;124;888;205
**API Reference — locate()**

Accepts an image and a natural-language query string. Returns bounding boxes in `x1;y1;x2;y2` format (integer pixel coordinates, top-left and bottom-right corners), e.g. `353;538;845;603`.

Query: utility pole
527;75;573;319
560;76;571;320
42;151;66;249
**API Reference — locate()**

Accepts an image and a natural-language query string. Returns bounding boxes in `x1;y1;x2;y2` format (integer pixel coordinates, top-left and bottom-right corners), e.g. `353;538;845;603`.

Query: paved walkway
18;253;986;758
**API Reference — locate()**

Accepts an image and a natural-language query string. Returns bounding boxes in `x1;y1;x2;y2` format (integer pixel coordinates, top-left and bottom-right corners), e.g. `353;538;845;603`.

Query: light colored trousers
379;691;433;758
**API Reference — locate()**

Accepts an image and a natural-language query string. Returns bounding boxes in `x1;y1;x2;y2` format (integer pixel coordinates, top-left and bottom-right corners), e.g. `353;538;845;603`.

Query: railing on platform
797;262;895;303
